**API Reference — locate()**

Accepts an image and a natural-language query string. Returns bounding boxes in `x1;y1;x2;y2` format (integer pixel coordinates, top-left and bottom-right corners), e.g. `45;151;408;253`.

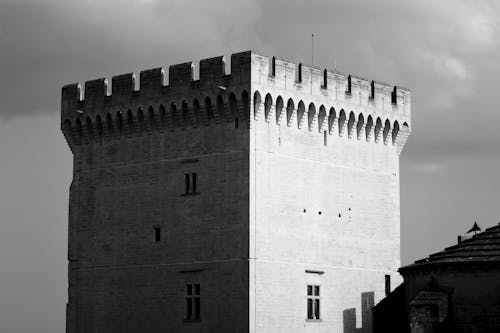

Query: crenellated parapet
61;51;252;151
249;52;411;154
61;50;411;154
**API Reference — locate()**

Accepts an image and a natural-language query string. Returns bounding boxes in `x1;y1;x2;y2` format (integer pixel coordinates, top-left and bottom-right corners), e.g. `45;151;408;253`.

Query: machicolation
61;51;410;154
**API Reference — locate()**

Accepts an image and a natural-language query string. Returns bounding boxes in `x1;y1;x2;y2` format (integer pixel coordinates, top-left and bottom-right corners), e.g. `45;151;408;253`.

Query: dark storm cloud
0;0;261;116
1;0;499;160
1;1;500;332
0;0;498;266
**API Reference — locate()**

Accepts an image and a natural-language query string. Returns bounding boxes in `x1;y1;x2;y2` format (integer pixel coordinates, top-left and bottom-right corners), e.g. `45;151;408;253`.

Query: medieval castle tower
61;51;411;332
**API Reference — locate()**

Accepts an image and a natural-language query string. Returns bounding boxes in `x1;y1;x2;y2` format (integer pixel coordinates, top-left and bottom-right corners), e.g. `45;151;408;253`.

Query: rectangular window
154;227;161;242
184;173;190;195
323;131;327;146
307;285;320;320
385;275;391;296
185;283;201;321
183;173;198;195
191;173;197;194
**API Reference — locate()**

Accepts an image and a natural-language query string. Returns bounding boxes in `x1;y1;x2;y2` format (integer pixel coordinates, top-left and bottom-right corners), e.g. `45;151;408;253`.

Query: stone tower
61;51;411;332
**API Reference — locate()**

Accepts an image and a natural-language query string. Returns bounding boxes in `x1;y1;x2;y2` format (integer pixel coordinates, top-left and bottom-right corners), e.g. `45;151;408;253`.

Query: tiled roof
400;223;500;272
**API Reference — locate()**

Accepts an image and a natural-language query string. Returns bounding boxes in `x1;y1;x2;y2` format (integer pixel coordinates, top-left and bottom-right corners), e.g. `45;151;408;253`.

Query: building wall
75;261;248;332
249;53;410;332
64;90;252;332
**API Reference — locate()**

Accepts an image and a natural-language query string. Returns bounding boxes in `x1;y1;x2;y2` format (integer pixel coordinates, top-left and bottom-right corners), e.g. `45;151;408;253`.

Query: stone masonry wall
68;123;250;332
62;51;253;333
249;52;410;332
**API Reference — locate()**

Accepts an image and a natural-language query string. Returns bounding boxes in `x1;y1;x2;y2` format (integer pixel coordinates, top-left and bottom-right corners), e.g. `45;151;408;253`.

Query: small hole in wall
348;208;351;211
303;209;307;213
154;227;161;242
338;213;342;218
318;211;322;215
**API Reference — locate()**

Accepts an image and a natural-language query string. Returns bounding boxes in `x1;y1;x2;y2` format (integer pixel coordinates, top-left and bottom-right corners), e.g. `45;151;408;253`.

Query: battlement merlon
61;51;411;153
250;52;411;121
60;51;253;120
61;50;410;121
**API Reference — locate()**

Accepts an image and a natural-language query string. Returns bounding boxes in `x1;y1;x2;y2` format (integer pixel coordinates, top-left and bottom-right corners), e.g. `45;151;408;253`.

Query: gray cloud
2;0;499;160
1;1;500;332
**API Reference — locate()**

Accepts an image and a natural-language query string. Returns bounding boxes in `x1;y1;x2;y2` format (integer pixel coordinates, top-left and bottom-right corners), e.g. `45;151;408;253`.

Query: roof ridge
402;223;500;269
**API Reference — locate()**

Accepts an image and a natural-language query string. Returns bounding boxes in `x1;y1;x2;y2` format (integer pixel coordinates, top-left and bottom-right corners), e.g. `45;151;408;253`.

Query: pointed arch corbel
365;115;374;142
286;98;295;127
356;113;365;140
338;109;347;137
328;107;337;135
347;111;357;139
275;96;284;125
297;100;305;129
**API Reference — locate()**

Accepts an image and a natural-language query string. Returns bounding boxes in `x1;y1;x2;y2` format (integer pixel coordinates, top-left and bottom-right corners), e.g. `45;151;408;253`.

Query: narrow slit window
391;86;398;105
194;294;200;318
385;275;391;296
183;173;198;195
186;298;192;319
191;173;197;194
323;131;327;146
235;117;239;128
307;299;313;319
184;174;190;195
154;227;161;242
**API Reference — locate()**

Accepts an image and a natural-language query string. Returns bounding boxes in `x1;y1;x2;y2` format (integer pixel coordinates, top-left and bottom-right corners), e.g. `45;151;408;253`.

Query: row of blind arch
63;91;251;143
62;89;407;145
253;91;408;145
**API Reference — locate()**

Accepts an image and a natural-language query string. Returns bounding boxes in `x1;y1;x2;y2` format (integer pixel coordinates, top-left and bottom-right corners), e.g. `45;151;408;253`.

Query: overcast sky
1;0;499;332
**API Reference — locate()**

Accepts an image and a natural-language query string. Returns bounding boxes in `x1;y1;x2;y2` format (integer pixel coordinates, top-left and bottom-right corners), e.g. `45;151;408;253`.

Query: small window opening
271;56;276;77
318;211;322;215
186;283;201;321
385;275;391;296
322;69;327;89
370;80;375;99
391;86;398;104
307;285;320;320
303;209;307;213
323;131;327;146
346;75;352;94
192;173;197;194
184;174;190;195
338;213;341;218
154;227;161;242
235;117;239;128
297;63;302;83
184;173;198;195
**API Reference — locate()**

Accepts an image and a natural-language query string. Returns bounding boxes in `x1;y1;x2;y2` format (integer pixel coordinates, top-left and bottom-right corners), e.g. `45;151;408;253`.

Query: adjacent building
374;223;500;333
